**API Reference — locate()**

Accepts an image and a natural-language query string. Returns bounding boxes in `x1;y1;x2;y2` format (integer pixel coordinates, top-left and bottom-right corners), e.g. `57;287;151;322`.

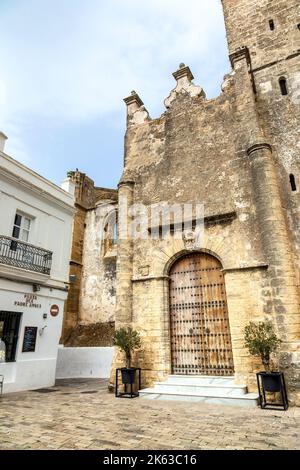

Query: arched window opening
279;77;288;96
290;174;297;192
103;211;118;255
269;19;275;31
112;221;118;246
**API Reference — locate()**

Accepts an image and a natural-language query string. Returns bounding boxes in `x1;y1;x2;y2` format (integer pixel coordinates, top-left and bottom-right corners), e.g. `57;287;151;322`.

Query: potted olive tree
244;321;282;392
113;327;141;385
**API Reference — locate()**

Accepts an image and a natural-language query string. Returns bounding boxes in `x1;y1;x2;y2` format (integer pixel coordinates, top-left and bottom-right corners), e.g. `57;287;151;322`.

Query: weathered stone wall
111;0;300;404
255;61;300;286
62;171;118;342
125;227;270;388
61;172;95;341
61;207;85;338
222;0;300;277
111;68;269;386
222;0;300;68
79;202;117;324
222;0;300;403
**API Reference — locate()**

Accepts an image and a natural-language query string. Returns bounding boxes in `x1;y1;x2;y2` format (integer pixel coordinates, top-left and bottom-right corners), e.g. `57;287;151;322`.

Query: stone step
154;382;248;397
139;375;259;408
139;388;259;408
165;375;236;386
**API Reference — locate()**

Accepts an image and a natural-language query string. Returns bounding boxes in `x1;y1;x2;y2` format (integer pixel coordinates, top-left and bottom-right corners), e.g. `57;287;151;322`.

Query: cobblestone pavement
0;379;300;450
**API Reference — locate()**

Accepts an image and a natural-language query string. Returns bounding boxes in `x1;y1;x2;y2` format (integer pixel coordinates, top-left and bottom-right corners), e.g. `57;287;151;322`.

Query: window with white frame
12;213;32;242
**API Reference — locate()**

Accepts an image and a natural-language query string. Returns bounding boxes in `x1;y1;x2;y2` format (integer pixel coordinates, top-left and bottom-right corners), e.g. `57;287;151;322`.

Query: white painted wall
0;150;74;284
56;346;114;379
0;148;74;393
0;279;68;393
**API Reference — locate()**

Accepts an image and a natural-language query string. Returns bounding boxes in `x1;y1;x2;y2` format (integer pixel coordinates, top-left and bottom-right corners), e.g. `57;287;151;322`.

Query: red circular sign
50;304;59;317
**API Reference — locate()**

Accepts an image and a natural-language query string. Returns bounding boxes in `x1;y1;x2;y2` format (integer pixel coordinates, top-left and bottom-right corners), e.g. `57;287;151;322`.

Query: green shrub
113;327;141;368
244;321;281;371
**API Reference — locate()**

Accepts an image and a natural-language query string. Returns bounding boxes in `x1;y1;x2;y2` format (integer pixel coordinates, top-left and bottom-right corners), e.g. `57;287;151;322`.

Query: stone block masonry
110;0;300;405
61;1;300;406
61;171;118;344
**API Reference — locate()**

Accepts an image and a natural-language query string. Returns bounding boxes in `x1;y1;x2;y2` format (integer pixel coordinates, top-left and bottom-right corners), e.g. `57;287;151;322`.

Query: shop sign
14;294;42;309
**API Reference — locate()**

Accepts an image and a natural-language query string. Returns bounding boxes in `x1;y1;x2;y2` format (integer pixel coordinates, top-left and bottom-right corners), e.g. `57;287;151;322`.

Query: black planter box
261;372;282;392
115;368;141;399
121;367;136;385
257;372;288;410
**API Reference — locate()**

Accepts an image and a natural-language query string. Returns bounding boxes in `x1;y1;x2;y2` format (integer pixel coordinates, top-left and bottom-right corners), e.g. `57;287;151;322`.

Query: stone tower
222;0;300;238
221;0;300;197
222;0;300;392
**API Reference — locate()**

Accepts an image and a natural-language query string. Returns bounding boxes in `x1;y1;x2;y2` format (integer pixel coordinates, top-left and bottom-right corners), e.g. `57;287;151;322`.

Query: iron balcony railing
0;235;52;275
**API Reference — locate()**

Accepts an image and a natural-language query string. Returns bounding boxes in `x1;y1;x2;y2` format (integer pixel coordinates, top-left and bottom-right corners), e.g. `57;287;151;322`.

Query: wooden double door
169;253;234;376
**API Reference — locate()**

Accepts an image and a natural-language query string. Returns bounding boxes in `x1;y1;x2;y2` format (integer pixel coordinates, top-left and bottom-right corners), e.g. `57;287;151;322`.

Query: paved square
0;379;299;450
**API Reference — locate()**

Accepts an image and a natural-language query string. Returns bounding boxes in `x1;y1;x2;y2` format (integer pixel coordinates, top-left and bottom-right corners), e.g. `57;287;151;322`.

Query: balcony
0;235;52;282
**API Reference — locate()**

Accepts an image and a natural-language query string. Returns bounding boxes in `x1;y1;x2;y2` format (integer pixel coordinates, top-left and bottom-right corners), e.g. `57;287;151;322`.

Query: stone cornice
0;263;50;285
70;259;83;267
148;211;237;234
173;65;194;82
118;180;135;189
229;46;257;94
222;263;269;273
204;211;237;226
132;275;170;282
252;49;300;73
0;164;74;215
124;92;144;108
74;201;90;211
229;46;251;67
0;275;69;293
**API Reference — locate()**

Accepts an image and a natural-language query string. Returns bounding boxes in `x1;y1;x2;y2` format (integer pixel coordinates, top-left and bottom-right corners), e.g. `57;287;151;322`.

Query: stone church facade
63;0;300;404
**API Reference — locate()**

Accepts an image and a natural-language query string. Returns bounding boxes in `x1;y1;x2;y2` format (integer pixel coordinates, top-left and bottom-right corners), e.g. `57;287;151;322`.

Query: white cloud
0;0;227;121
0;0;229;167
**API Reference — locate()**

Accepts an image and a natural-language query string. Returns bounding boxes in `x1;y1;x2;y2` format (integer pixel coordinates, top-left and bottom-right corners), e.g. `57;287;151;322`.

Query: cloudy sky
0;0;229;189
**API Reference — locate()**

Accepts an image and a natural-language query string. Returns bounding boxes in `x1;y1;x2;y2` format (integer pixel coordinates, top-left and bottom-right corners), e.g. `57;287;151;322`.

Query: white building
0;132;74;393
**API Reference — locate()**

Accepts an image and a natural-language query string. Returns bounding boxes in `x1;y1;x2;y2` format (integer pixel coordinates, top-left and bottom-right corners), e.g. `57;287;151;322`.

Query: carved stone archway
169;252;235;376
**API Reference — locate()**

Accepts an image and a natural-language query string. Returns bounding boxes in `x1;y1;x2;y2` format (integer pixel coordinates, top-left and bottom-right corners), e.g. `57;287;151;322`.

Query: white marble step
139;375;259;408
154;382;247;397
139;389;259;408
165;375;236;386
